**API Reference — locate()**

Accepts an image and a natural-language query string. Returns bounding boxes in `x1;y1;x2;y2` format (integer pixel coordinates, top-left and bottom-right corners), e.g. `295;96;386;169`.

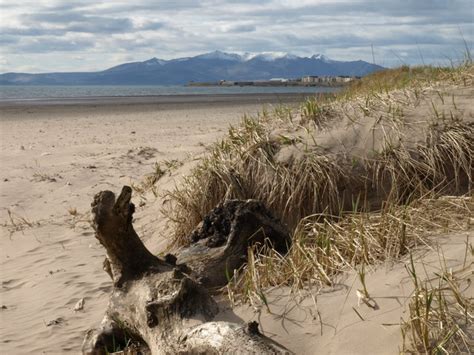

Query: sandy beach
0;95;305;353
1;0;472;351
1;83;472;354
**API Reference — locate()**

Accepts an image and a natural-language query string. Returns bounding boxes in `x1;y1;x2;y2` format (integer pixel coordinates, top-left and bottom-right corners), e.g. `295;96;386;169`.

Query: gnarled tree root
82;186;290;354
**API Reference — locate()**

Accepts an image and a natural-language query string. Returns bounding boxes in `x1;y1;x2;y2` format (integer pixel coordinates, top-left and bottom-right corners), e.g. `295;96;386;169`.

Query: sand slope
221;231;472;354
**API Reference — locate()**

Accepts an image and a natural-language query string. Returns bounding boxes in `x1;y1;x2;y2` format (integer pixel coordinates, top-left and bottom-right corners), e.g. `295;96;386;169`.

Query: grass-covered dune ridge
161;63;473;352
164;64;473;246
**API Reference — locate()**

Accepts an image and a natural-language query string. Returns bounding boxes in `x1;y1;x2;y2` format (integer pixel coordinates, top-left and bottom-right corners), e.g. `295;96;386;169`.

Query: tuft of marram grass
402;249;473;354
164;92;473;247
372;119;473;204
341;62;473;100
226;196;473;305
163;113;354;247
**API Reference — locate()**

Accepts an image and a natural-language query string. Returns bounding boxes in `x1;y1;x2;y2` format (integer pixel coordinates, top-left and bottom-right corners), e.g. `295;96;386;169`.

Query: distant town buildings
190;75;360;87
301;75;358;84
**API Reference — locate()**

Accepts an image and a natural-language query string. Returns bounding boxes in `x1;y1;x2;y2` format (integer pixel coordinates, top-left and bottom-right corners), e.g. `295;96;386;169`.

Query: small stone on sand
74;298;85;312
46;317;64;327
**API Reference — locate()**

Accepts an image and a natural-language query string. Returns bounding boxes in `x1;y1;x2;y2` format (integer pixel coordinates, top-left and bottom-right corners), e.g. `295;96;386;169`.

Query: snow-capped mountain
0;51;384;85
184;50;322;62
194;50;242;61
241;52;300;61
311;54;332;62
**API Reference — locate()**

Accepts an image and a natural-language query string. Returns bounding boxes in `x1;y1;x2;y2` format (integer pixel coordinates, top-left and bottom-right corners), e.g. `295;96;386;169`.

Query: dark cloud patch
24;12;134;34
43;1;93;12
0;26;63;37
222;24;256;33
239;0;472;26
140;22;166;31
27;11;87;24
17;37;95;53
66;17;133;33
362;0;472;19
0;35;19;46
93;1;204;15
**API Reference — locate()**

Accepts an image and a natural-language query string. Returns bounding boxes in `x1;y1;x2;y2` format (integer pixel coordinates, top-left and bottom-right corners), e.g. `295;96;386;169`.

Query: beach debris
1;305;7;310
356;289;365;307
247;321;260;335
41;152;51;156
68;207;78;216
178;199;290;288
32;172;62;183
352;306;365;321
74;298;85;312
46;317;64;327
126;146;158;160
356;289;379;310
20;145;25;150
5;209;39;236
3;178;8;182
164;253;177;266
82;186;290;354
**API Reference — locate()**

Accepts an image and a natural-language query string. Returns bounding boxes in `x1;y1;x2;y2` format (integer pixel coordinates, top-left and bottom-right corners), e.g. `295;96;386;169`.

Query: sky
0;0;472;73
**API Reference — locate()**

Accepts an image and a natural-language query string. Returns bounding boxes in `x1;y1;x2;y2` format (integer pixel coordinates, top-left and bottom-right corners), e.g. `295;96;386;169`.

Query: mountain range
0;51;384;85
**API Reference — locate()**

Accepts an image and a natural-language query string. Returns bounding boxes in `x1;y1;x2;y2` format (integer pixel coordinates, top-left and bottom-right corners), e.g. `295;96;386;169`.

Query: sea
0;85;339;101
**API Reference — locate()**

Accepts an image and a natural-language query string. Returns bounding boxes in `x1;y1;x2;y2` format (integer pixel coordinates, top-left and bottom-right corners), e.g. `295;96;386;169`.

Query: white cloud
0;0;472;72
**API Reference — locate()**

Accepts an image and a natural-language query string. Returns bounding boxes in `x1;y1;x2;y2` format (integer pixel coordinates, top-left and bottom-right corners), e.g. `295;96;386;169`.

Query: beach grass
402;246;473;353
162;62;473;351
225;196;472;304
164;62;473;247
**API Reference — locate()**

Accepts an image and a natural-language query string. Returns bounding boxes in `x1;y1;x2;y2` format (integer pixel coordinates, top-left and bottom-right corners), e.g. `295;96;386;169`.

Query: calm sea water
0;85;339;101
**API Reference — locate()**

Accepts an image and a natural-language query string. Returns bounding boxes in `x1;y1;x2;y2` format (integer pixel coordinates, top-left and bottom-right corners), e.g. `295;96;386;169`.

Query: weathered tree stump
82;186;290;354
176;199;291;288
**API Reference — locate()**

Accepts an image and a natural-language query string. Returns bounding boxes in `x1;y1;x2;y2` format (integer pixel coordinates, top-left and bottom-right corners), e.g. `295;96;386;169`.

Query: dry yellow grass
162;63;473;351
226;196;473;304
402;247;473;354
164;63;473;247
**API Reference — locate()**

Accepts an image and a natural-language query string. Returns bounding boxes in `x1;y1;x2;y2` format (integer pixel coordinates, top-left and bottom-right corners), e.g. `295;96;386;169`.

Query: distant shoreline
0;92;335;122
0;84;340;102
187;81;347;88
0;92;333;108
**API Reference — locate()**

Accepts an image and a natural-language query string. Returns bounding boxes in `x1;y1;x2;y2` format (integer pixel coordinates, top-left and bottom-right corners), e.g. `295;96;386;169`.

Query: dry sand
0;96;293;354
220;230;472;354
0;93;472;354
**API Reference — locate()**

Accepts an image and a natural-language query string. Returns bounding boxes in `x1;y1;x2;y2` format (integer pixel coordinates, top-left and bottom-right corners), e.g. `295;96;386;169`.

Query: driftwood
82;186;290;354
176;199;290;289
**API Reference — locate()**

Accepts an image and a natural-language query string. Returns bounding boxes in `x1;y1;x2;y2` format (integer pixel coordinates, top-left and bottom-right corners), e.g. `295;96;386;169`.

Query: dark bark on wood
83;186;290;354
176;199;290;288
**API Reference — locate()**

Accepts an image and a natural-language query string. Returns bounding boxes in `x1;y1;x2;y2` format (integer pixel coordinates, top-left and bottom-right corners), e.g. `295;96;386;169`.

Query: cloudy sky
0;0;472;73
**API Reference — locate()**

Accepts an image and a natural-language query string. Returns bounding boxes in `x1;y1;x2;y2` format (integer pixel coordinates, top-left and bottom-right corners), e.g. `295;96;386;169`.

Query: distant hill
0;51;385;85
